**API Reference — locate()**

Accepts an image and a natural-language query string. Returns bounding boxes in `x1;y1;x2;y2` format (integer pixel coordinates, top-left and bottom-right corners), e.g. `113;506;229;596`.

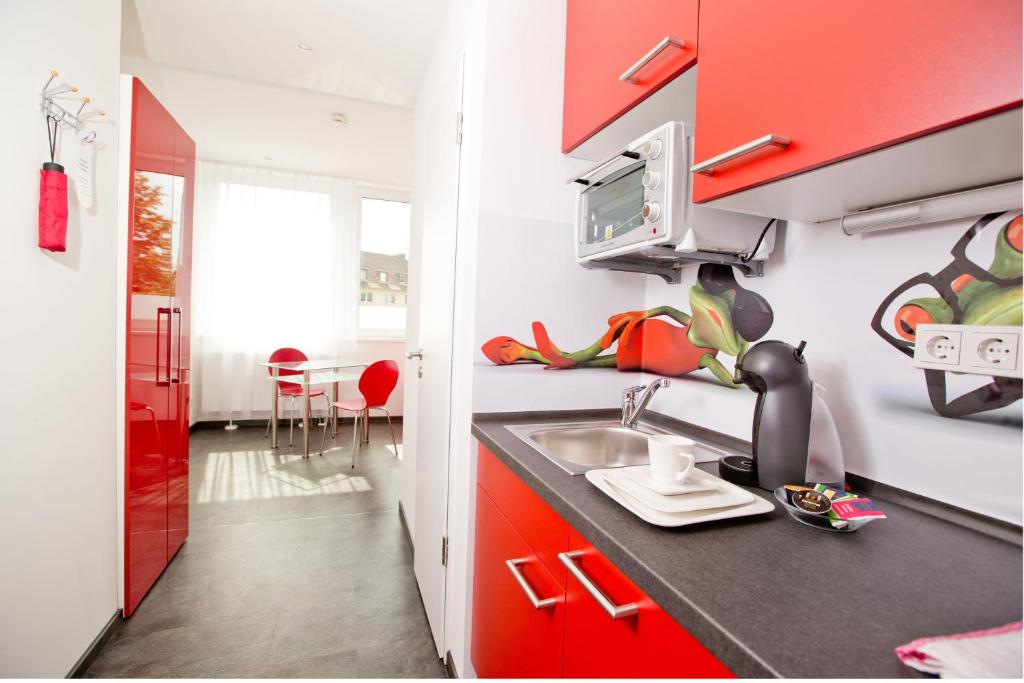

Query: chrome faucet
620;378;670;428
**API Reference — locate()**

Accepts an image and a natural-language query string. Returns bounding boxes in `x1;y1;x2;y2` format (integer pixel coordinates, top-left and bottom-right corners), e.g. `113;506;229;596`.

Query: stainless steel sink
505;421;669;475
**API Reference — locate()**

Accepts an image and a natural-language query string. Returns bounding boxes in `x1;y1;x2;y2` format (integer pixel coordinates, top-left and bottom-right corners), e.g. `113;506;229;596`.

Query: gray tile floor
85;421;446;678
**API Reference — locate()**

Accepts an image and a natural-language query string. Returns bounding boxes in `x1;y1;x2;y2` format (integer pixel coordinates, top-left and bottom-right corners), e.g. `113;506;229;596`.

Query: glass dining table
259;359;367;458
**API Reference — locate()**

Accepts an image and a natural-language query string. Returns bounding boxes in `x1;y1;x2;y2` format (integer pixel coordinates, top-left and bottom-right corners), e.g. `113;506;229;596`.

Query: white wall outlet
966;328;1020;374
914;324;1023;378
912;325;961;368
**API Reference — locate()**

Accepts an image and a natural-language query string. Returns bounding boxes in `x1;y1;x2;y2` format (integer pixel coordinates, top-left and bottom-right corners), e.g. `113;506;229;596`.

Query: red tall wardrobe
124;78;194;616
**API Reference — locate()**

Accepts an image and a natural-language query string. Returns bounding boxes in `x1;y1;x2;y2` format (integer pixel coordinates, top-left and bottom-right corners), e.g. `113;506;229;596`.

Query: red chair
264;347;331;448
321;360;399;467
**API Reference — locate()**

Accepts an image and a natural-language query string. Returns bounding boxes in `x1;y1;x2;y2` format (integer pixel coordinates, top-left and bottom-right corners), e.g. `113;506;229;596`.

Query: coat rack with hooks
41;70;106;143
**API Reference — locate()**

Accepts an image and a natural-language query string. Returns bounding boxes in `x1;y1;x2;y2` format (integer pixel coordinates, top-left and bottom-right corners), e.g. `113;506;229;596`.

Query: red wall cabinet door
472;486;565;679
691;0;1023;203
561;529;732;679
562;0;698;153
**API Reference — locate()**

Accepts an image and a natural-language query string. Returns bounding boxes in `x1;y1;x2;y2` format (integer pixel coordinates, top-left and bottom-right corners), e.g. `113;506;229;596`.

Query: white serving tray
586;468;775;528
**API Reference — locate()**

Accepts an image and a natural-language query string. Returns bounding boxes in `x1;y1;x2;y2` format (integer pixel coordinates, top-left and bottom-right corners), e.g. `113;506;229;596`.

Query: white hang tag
75;132;95;209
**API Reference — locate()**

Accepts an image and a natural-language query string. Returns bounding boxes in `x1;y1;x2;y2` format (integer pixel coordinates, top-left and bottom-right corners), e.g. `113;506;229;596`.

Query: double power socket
913;324;1023;378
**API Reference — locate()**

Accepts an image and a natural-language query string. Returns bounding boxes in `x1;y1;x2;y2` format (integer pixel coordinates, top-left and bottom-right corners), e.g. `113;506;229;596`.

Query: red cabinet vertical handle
155;307;171;386
506;559;559;609
171;307;182;384
559;550;639;619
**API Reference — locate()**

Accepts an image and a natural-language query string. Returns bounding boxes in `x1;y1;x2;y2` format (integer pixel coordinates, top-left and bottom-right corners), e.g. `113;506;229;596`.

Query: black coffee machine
720;339;833;491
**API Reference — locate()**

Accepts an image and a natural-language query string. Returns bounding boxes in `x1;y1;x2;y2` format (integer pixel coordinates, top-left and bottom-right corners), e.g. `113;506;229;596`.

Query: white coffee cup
647;434;696;486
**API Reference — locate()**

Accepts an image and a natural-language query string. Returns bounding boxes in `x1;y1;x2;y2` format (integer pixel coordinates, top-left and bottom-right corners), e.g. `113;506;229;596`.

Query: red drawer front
472;486;565;678
691;0;1023;203
478;444;569;585
562;0;699;153
562;529;733;679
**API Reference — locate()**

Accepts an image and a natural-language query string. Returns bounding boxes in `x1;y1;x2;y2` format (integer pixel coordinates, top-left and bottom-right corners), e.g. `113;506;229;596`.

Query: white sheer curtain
191;161;359;421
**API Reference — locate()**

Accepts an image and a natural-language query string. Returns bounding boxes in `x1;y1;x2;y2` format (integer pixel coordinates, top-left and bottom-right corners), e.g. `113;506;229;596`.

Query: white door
410;54;464;657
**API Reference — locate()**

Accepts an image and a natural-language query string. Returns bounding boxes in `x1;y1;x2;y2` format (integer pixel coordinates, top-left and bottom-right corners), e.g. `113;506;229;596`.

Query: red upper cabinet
472;486;565;679
560;529;733;679
691;0;1023;203
562;0;699;153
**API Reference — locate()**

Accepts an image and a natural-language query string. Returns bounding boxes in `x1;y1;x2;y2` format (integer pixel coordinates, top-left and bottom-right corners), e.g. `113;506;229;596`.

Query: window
359;197;410;337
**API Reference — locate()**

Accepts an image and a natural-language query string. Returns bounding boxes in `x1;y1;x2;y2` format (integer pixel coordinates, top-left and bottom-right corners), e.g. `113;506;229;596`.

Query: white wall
403;0;487;671
643;217;1023;524
445;0;645;675
120;56;414;186
471;0;637;414
0;1;121;676
402;0;487;551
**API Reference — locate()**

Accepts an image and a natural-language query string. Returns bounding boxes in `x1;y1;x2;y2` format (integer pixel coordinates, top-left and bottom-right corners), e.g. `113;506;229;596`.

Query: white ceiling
123;56;415;186
122;0;452;108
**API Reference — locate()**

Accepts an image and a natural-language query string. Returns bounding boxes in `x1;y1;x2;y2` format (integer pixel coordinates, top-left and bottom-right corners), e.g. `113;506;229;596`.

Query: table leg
271;368;279;449
302;371;311;459
362;409;369;444
331;381;338;438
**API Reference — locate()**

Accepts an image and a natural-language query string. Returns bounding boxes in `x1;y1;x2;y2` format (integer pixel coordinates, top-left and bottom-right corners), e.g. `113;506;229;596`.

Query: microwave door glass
585;162;646;245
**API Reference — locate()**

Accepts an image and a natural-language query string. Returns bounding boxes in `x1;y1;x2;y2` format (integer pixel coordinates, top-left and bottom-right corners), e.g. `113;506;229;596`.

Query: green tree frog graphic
482;264;773;388
871;212;1023;418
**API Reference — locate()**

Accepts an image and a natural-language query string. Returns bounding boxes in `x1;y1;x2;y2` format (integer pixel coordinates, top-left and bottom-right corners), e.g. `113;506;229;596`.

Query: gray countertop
471;409;1023;679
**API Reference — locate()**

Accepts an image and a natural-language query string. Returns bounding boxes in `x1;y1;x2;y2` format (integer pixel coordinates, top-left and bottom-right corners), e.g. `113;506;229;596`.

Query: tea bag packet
811;484;886;529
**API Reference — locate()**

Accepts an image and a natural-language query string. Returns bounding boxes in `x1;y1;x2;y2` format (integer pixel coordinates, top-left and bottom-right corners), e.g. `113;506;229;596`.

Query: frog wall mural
481;263;774;387
871;211;1023;419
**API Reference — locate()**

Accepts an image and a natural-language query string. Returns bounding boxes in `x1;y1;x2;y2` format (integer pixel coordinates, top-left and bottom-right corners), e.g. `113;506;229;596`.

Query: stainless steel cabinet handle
690;134;791;176
155;307;171;387
558;551;639;619
406;349;423;360
505;559;558;610
619;36;685;83
172;307;182;384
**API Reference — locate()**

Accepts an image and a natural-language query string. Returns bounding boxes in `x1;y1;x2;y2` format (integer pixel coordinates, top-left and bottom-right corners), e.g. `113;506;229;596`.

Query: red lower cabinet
561;529;732;679
472;446;732;678
472;486;565;678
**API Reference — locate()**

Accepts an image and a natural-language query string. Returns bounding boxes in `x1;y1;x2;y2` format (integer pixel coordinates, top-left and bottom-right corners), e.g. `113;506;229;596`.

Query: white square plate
607;469;753;513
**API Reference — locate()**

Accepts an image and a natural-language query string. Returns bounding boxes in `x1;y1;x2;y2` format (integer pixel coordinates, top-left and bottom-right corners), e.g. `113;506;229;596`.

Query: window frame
357;187;411;341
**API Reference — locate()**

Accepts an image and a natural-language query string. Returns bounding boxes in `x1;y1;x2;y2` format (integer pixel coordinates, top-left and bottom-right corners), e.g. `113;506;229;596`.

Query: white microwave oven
573;121;773;263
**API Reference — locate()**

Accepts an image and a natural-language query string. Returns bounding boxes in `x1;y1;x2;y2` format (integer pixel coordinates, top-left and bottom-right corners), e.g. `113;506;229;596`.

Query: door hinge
441;535;449;567
455;112;463;145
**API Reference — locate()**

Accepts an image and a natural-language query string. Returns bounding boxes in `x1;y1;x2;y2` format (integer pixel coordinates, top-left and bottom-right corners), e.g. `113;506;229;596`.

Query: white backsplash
643;217;1022;524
